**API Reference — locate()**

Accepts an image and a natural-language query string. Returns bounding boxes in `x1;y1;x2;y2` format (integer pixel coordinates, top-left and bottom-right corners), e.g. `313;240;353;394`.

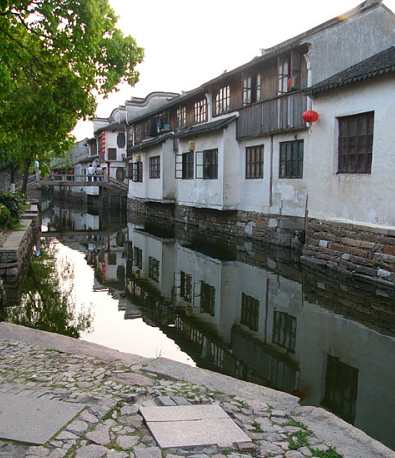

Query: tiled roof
308;46;395;95
177;116;238;139
128;132;174;153
125;1;386;126
95;122;125;135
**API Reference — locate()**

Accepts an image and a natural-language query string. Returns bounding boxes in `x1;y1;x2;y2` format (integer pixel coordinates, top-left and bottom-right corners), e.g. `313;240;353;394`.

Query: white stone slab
146;417;251;448
0;393;85;444
140;404;228;422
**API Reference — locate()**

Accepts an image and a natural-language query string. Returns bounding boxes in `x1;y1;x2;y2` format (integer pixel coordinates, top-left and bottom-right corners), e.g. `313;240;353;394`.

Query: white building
306;47;395;227
123;1;395;286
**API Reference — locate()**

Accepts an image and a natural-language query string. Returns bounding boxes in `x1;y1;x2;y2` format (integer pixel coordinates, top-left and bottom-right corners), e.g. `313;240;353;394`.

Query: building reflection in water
41;204;395;450
124;220;395;451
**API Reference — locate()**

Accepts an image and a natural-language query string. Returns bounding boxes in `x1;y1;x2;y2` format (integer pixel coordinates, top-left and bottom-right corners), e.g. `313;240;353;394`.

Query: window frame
245;145;264;179
133;246;142;269
242;76;252;106
272;311;296;353
148;256;160;282
180;271;192;302
149;156;160;179
200;281;215;316
215;85;230;115
241;293;259;332
177;106;187;128
337;111;374;174
194;99;208;124
117;132;126;148
183;151;194;179
279;140;304;179
107;147;117;161
131;161;143;182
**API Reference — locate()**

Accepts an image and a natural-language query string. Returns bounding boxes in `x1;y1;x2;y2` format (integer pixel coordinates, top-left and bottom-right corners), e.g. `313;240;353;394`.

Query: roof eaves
129;132;174;153
176;115;238;139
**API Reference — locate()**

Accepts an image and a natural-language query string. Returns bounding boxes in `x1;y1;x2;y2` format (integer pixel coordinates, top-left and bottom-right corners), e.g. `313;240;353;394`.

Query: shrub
0;192;26;219
0;204;11;228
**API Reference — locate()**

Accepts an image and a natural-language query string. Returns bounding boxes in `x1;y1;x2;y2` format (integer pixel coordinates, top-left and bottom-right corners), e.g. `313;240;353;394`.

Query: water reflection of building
46;207;100;232
125;223;395;450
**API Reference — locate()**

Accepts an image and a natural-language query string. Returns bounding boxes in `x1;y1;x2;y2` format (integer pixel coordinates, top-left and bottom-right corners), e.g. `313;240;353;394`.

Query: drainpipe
269;134;274;208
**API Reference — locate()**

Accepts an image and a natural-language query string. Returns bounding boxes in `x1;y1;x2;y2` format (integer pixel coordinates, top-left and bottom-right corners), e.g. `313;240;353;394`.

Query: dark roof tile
177;116;238;139
308;46;395;95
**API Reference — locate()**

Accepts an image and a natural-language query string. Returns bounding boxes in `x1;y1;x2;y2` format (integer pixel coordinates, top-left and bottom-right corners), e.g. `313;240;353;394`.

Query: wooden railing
237;92;307;139
48;174;106;183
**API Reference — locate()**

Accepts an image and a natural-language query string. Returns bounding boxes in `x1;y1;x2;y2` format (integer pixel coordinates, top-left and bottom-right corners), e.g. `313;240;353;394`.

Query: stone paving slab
146;417;251;448
0;392;84;445
140;404;228;422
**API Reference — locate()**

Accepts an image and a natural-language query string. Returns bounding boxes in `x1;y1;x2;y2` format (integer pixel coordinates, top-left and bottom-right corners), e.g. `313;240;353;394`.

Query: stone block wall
302;218;395;288
0;220;34;284
127;198;305;250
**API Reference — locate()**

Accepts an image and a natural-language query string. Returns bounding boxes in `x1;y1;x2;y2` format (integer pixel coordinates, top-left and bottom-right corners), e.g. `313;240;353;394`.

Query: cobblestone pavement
0;340;340;458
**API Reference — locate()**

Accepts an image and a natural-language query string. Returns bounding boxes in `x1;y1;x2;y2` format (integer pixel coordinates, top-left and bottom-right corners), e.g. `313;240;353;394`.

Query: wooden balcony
237;92;307;140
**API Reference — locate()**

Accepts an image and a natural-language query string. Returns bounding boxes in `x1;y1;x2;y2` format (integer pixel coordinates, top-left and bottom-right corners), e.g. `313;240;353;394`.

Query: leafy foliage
0;203;11;228
0;191;26;219
0;1;144;182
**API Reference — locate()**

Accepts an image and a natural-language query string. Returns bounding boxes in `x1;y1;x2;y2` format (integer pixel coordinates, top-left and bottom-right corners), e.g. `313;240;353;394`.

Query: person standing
87;163;94;182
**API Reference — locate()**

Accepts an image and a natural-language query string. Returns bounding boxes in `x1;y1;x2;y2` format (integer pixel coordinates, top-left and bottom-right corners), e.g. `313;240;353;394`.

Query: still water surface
5;200;395;450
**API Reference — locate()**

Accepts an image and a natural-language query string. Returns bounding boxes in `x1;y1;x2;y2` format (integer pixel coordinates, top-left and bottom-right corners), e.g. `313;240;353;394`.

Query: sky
73;0;395;140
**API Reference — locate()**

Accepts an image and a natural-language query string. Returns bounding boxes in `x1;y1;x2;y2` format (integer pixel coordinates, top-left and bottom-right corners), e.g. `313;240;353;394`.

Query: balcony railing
237;92;307;139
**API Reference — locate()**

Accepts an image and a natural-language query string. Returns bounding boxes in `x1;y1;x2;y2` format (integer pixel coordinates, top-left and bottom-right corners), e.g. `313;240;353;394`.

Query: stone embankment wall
302;218;395;288
0;204;40;306
128;198;305;250
129;199;395;290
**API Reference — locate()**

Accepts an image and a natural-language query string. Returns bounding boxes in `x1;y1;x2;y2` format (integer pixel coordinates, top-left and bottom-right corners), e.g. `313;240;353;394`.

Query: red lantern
303;110;319;123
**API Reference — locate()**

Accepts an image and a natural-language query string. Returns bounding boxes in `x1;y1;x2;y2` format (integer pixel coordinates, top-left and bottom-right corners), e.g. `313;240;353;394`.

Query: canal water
2;199;395;450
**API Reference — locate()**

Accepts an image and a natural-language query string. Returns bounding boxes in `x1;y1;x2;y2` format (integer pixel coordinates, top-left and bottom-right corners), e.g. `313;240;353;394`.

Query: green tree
0;0;144;191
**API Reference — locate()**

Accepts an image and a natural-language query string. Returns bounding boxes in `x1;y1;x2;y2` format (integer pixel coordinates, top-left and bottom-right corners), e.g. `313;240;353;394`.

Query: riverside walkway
0;323;392;458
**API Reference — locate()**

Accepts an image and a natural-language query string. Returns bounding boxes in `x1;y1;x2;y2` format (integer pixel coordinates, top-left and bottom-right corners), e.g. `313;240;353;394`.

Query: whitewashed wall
299;299;395;448
238;131;308;216
128;139;176;202
176;121;239;210
306;77;395;227
129;227;176;299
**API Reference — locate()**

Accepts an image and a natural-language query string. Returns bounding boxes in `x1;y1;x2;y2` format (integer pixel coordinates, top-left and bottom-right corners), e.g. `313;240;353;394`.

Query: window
246;145;264;179
133;247;142;269
182;151;194;179
241;293;259;331
148;257;160;282
108;148;117;161
194;99;207;124
279;140;304;178
338;112;374;174
131;161;143;182
215;85;230;115
272;311;296;353
149;156;160;179
278;54;291;94
243;75;263;106
107;252;116;265
180;271;192;302
127;161;133;179
256;73;262;102
322;355;359;424
242;77;252;106
177;106;187;128
117;132;126;148
203;149;218;179
116;167;125;181
200;282;215;316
